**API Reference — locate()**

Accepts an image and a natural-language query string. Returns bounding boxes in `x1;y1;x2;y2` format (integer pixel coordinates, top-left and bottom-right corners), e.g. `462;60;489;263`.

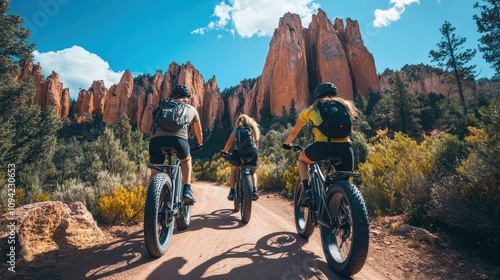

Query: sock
184;184;191;189
302;180;310;190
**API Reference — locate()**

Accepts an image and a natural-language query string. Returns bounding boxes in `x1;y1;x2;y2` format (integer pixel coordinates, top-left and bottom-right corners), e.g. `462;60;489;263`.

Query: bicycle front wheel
175;200;191;231
294;180;315;238
240;172;253;223
144;173;174;258
320;180;369;276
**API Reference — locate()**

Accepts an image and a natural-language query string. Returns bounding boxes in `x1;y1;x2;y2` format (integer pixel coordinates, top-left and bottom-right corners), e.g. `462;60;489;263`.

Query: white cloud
33;46;123;99
373;0;419;28
192;0;320;38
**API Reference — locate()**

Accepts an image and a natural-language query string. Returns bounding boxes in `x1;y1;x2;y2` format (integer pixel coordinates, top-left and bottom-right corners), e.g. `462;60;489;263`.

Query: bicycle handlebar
282;143;303;151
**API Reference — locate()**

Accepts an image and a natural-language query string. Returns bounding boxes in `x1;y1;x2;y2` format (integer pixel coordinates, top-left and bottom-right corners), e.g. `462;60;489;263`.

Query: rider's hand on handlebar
221;150;230;157
193;143;203;151
282;143;292;150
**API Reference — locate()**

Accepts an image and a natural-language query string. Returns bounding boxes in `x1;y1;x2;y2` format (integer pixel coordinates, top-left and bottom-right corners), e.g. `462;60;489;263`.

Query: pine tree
389;72;421;135
474;0;500;78
429;21;477;116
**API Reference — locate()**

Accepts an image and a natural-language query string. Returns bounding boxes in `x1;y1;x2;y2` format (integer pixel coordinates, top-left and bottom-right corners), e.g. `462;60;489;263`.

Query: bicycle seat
324;156;343;166
160;146;177;156
240;156;252;164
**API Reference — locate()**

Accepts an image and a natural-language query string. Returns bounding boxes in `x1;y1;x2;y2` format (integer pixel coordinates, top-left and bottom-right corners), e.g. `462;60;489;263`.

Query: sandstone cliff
75;62;224;133
379;64;448;95
19;61;70;118
227;9;380;122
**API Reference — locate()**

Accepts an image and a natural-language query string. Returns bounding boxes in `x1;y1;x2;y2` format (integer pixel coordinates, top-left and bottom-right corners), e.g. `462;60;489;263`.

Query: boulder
0;201;105;262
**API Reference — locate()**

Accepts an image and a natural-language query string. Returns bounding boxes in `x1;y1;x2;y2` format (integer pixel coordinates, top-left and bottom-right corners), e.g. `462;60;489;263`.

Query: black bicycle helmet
313;82;338;98
171;84;191;98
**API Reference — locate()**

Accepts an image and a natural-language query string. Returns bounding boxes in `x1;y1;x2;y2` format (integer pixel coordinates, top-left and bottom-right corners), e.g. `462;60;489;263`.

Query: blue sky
8;0;495;100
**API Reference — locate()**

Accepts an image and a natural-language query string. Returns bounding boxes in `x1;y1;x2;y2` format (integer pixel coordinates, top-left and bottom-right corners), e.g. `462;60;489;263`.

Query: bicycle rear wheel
175;202;191;231
240;172;253;223
320;180;369;276
144;173;174;257
234;174;241;212
294;180;315;238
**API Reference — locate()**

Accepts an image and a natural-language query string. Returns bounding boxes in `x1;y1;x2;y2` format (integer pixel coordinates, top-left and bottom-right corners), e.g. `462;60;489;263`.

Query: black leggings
149;136;190;164
303;142;354;171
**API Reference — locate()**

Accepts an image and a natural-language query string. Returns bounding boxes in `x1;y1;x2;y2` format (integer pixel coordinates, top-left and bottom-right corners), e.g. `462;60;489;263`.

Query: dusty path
10;182;499;280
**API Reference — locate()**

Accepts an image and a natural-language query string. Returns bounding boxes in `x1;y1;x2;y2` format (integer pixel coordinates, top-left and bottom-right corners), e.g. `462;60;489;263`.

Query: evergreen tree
474;0;500;78
1;1;62;191
389;72;421;135
429;21;477;115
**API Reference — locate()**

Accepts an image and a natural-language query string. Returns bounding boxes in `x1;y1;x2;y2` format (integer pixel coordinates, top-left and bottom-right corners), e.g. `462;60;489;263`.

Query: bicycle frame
309;162;359;229
149;154;183;220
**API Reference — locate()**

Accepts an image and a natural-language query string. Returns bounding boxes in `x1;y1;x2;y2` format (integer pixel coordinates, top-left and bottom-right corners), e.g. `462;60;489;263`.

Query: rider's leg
251;171;259;200
180;156;192;185
298;150;314;206
181;156;196;204
150;169;159;181
227;165;237;200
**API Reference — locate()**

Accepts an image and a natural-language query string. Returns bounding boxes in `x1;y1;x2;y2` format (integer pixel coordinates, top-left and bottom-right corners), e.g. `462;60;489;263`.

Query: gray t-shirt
152;103;200;140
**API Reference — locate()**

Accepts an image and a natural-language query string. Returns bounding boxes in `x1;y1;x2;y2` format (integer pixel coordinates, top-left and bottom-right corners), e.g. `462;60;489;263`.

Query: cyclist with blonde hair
221;114;261;201
283;82;360;207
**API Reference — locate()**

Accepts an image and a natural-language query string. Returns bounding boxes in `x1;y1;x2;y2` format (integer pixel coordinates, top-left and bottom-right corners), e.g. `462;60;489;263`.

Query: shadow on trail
9;227;149;280
147;231;347;280
180;209;246;232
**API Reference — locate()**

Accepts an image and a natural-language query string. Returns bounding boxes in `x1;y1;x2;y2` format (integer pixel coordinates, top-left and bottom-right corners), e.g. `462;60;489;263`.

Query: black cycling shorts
303;142;354;171
229;148;259;167
149;136;190;164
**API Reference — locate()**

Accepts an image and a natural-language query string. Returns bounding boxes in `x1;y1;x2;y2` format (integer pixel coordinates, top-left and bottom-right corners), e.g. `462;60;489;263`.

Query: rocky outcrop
76;62;225;133
0;201;105;262
379;64;448;95
228;9;380;121
19;62;70;118
103;70;135;125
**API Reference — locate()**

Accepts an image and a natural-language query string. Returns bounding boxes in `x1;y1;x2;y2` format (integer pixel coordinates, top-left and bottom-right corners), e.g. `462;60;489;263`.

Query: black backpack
314;100;352;139
151;99;188;134
236;126;256;152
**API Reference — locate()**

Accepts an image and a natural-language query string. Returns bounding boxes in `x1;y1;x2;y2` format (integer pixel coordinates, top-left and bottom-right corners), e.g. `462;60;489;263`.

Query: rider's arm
193;120;203;145
284;118;306;145
222;131;237;152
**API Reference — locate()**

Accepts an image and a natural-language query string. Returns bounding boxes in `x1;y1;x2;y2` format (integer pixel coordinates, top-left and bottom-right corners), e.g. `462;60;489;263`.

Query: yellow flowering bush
96;185;146;225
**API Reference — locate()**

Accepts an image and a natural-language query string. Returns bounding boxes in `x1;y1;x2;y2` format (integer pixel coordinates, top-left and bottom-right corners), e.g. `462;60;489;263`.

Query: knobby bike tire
240;173;253;223
234;175;241;213
320;180;369;277
175;181;191;231
144;173;174;258
294;180;315;238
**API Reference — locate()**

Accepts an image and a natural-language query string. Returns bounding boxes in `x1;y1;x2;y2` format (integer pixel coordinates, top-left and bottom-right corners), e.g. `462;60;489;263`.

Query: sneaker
227;189;235;201
183;185;197;205
252;188;259;201
299;189;312;207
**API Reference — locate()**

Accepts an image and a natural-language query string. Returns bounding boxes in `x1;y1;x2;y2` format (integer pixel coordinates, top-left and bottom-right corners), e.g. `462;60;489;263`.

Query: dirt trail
9;182;499;280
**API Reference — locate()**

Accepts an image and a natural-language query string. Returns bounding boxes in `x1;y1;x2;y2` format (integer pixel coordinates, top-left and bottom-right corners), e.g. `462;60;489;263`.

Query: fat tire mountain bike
144;145;198;257
289;144;369;276
222;152;255;223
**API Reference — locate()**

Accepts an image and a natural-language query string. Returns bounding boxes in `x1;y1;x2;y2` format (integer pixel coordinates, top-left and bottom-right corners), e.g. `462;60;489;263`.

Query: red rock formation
229;9;380;120
102;70;134;125
344;18;380;97
256;12;310;118
76;62;224;133
379;65;448;96
18;62;70;118
307;10;353;100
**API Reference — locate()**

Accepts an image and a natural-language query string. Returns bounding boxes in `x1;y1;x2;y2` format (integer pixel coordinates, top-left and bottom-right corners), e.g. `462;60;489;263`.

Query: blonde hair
311;96;361;118
235;114;261;142
173;96;190;103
